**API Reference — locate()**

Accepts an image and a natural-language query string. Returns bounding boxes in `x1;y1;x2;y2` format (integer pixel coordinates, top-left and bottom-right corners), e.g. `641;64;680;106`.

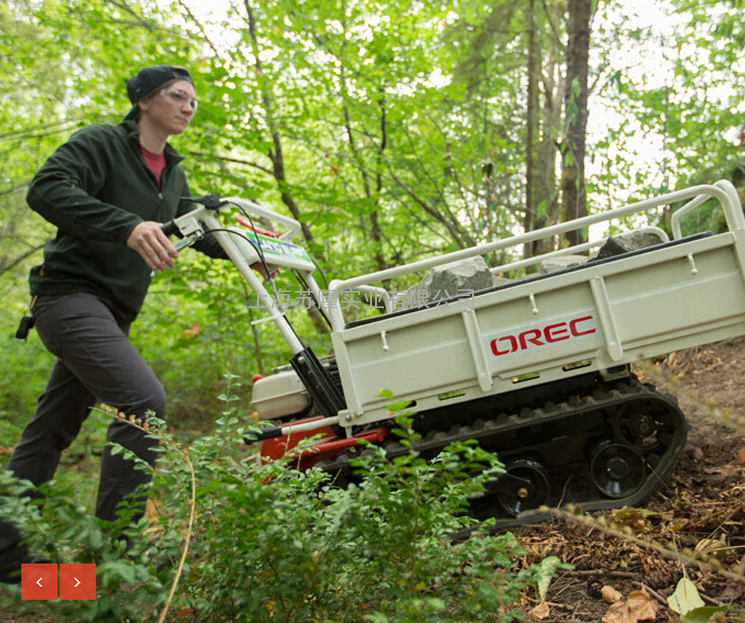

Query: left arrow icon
36;577;43;587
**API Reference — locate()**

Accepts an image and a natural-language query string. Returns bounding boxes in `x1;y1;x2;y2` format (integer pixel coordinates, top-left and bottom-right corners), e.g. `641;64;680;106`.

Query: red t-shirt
141;145;167;187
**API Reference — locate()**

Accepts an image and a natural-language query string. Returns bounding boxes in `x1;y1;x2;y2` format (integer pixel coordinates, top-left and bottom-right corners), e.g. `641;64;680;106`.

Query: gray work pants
0;292;165;555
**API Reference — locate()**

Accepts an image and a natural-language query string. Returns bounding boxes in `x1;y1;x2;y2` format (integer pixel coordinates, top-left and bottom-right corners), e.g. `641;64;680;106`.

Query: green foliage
168;413;535;623
2;0;742;439
0;325;53;427
0;408;555;622
0;450;168;621
174;0;538;275
1;0;743;614
591;0;744;211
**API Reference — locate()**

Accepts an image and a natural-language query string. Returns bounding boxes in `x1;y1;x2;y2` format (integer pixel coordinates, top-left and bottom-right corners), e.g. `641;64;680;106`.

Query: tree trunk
245;2;316;247
523;0;540;258
561;0;591;246
371;87;387;272
535;50;563;255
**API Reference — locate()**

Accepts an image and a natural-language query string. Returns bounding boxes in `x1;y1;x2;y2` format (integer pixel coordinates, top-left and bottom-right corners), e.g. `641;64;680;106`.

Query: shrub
0;396;559;622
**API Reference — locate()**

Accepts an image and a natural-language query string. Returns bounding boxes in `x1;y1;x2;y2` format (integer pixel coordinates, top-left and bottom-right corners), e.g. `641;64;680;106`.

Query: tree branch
175;0;224;60
385;164;469;249
0;243;47;278
186;150;274;176
0;185;28;198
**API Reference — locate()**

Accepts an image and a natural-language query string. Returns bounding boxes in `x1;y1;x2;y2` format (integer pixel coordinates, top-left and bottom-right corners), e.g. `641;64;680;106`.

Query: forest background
0;0;744;621
0;0;743;430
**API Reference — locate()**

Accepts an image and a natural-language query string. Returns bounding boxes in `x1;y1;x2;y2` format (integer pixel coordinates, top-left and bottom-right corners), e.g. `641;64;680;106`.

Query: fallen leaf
668;578;705;616
181;322;202;339
716;579;745;602
694;536;728;559
528;601;550;621
602;587;659;623
734;447;745;465
705;464;744;477
602;585;624;604
145;497;161;520
611;507;657;532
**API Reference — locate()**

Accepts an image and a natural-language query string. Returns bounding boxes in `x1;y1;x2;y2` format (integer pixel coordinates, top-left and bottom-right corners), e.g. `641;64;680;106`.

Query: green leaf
535;555;562;601
386;400;414;413
682;606;729;623
668;577;705;615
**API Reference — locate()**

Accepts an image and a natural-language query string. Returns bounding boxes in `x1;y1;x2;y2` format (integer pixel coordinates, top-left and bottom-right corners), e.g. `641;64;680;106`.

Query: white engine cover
252;369;311;420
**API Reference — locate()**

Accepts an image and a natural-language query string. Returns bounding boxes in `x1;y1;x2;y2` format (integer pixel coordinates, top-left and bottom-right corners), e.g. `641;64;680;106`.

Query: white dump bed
326;181;745;428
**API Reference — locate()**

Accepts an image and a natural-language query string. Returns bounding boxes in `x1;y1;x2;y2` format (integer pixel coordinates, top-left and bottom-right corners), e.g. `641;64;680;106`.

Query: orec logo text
490;315;596;357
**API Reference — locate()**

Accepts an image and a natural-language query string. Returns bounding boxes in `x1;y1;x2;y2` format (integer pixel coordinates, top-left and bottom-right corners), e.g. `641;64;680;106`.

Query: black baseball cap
124;65;194;120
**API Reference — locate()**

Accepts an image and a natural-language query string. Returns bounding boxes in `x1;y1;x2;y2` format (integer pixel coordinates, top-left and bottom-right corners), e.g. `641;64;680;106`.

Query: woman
0;64;224;582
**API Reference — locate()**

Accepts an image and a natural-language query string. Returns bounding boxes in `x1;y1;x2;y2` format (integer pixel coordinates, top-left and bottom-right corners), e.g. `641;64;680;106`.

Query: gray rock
397;256;492;310
594;230;667;260
538;254;588;274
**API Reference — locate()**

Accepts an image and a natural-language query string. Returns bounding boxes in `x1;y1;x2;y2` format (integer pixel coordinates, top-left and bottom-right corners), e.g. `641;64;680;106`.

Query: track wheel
497;458;550;517
615;408;665;449
590;441;646;499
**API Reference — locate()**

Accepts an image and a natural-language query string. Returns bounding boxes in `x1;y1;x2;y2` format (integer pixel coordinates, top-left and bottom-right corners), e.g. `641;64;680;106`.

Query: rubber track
315;378;689;531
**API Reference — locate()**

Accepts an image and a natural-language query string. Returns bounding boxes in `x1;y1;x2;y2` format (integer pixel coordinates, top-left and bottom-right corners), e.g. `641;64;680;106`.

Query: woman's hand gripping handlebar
128;221;179;272
156;194;279;282
135;195;229;274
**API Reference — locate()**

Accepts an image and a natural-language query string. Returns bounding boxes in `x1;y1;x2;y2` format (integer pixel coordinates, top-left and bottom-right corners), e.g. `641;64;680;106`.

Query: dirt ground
3;338;745;622
514;337;745;622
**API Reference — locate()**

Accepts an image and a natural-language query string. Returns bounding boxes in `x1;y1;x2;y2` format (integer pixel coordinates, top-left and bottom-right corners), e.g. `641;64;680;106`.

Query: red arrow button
59;563;96;600
21;564;57;600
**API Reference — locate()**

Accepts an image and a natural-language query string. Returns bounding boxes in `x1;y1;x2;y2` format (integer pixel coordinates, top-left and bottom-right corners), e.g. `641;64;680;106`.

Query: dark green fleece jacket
27;119;224;322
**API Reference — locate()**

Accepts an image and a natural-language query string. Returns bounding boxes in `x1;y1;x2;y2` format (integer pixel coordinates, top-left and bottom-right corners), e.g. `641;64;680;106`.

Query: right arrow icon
59;563;97;600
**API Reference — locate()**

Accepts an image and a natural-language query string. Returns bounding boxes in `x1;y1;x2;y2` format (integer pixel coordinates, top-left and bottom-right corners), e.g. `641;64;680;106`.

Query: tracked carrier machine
166;180;745;528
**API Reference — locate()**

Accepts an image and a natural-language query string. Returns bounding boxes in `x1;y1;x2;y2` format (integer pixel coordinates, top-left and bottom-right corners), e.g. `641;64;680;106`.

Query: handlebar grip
161;220;179;237
186;194;227;210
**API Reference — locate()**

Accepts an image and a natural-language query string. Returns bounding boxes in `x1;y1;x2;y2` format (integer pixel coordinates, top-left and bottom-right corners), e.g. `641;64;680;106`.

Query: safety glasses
159;88;198;112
